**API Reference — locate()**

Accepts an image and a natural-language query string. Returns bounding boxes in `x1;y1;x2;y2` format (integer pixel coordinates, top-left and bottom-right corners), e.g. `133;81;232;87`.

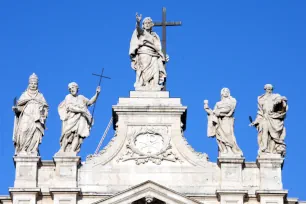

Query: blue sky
0;0;305;200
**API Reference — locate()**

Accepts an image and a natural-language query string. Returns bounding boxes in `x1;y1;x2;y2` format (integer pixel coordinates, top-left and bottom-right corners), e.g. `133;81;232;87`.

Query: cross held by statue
153;7;182;91
153;7;182;57
92;68;111;86
90;68;111;125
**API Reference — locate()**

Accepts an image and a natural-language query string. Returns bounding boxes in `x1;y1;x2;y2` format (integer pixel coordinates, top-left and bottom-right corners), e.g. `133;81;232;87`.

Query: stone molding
218;157;245;165
9;188;40;204
216;189;248;198
256;190;288;198
92;180;202;204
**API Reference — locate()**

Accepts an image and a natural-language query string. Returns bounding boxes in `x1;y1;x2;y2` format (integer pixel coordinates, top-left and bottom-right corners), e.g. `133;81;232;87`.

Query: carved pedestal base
256;190;288;204
257;155;284;190
217;190;247;204
14;156;40;188
53;156;80;188
9;188;40;204
50;188;80;204
218;157;245;189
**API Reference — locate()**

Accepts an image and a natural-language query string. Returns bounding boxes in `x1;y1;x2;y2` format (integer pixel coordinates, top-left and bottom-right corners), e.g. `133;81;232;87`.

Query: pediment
92;180;202;204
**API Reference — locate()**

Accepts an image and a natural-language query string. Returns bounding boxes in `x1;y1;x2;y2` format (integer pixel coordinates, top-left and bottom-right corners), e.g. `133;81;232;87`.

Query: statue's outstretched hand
96;86;101;94
203;100;209;109
12;106;18;113
136;13;142;23
166;54;170;62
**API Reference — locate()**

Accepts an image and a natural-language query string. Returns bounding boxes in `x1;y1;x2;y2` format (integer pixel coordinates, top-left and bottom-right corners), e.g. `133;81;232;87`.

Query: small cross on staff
153;7;182;90
91;68;111;125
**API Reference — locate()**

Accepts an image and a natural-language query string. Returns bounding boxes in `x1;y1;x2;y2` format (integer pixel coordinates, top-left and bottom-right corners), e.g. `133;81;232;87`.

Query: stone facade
1;91;302;204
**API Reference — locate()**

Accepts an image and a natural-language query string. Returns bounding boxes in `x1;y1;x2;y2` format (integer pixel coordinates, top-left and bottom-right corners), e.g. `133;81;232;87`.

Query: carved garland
118;126;181;165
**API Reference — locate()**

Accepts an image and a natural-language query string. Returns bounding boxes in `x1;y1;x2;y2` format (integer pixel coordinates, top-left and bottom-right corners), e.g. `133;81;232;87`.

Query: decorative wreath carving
118;126;181;165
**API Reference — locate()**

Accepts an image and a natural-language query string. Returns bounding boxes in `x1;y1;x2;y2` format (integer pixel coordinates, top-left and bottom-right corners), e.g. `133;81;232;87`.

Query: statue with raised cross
129;13;167;91
129;9;181;91
57;82;101;155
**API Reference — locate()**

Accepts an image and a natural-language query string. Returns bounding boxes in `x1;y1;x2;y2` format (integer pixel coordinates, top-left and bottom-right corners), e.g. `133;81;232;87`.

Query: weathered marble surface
12;73;48;156
250;84;288;157
204;88;242;157
129;13;167;91
57;82;100;156
4;91;297;204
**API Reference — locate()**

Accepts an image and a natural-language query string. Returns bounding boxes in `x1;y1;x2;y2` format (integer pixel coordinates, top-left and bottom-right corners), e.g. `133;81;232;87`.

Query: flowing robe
129;28;166;90
206;97;242;156
255;93;288;156
58;94;92;153
13;90;48;155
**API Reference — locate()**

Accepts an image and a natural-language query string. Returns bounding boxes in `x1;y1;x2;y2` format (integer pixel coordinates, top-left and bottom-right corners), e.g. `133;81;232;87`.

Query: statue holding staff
57;82;100;155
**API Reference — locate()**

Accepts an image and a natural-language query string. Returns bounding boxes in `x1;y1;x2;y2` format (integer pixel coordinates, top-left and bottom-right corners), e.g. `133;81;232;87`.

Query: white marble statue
12;73;48;156
129;13;167;91
57;82;100;155
204;88;242;157
249;84;288;157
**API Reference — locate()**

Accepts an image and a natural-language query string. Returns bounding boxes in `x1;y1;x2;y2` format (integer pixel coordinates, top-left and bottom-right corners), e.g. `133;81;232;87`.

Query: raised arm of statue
203;88;243;157
87;86;101;106
57;82;95;156
203;100;213;115
135;12;143;35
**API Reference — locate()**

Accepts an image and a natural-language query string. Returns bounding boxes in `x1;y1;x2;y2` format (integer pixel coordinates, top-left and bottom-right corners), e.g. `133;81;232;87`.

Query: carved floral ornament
118;126;182;165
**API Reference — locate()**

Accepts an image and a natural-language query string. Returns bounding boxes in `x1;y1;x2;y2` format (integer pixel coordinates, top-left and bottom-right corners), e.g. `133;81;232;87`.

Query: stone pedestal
9;188;40;204
53;156;80;188
257;155;284;190
218;157;245;189
217;190;247;204
13;156;40;188
256;190;288;204
50;188;80;204
111;91;188;166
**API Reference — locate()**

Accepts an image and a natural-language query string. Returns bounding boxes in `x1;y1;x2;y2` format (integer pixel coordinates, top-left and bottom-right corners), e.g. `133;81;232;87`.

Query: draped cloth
129;29;166;90
13;90;48;155
58;94;92;153
207;97;242;156
255;93;288;156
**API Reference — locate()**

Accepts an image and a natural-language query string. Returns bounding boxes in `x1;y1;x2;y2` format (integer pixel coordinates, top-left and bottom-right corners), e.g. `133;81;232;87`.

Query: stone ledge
257;157;284;163
244;162;257;168
13;156;40;163
116;98;182;106
216;190;248;201
49;188;81;193
218;157;245;164
9;188;40;193
113;106;187;113
9;187;41;198
256;190;288;198
130;91;170;98
256;156;284;169
0;195;11;200
216;189;248;195
53;156;81;163
287;197;299;204
41;160;55;166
